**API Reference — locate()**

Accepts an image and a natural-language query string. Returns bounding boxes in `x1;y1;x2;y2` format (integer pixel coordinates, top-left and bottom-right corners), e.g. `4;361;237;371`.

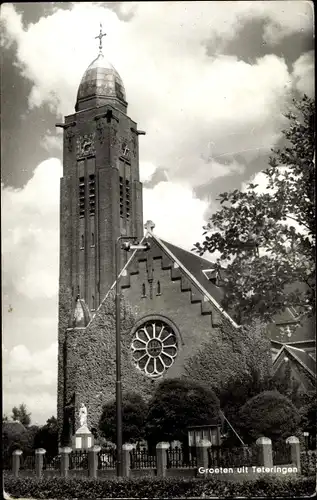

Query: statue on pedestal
79;403;88;427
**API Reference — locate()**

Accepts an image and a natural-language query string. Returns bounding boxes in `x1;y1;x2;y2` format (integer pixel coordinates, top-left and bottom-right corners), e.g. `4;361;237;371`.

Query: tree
99;393;147;444
2;421;28;455
145;378;219;446
183;319;272;396
236;390;301;444
11;403;31;427
194;95;315;323
34;416;58;457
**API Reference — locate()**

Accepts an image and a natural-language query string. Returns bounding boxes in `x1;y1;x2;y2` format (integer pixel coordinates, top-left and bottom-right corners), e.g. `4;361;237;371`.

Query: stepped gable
160;239;224;306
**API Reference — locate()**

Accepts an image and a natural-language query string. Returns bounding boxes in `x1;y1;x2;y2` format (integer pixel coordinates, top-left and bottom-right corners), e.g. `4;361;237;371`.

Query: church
57;33;315;438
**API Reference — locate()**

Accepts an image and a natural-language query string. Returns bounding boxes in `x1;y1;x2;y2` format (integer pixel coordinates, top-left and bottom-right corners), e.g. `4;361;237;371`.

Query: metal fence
273;442;291;465
69;450;88;469
208;445;259;468
167;447;197;468
20;453;35;470
130;449;156;469
43;454;61;470
98;447;116;469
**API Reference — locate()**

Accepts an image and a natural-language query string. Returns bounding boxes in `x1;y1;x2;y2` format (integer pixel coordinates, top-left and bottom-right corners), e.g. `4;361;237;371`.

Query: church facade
57;43;315;438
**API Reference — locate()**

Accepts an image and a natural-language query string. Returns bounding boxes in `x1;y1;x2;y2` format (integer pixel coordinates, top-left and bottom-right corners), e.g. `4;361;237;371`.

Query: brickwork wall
59;238;237;433
60;291;155;432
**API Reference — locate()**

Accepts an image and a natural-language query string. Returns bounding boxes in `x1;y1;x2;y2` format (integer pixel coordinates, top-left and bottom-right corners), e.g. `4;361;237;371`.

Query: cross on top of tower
95;23;107;54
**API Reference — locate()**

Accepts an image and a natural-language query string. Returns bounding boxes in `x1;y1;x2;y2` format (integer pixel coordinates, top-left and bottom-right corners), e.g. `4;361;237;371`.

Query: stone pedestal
286;436;301;472
256;436;273;468
35;448;46;478
122;444;134;478
12;450;23;477
72;425;94;450
196;439;211;472
156;442;170;478
59;446;72;477
88;445;101;478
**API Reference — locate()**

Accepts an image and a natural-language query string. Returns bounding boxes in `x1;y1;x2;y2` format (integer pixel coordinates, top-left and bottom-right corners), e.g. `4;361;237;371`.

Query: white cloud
1;2;310;188
1;0;313;424
292;51;315;98
3;343;57;424
143;181;209;250
2;158;62;300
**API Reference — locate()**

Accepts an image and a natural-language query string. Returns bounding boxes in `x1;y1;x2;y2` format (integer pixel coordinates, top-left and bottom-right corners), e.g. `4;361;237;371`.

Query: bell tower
57;28;144;313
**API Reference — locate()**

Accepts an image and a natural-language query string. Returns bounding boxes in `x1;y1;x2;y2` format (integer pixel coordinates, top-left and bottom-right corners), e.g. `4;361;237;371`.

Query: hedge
3;474;315;498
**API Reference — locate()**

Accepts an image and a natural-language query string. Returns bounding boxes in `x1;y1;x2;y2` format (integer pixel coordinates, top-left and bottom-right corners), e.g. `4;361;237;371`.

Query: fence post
88;445;101;478
256;437;273;468
286;436;301;472
12;450;23;477
196;439;211;472
156;442;170;478
122;444;134;478
60;446;72;478
35;448;46;478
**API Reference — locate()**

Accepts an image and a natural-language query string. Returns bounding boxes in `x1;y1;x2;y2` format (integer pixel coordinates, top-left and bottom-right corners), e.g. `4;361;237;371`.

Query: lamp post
115;235;150;477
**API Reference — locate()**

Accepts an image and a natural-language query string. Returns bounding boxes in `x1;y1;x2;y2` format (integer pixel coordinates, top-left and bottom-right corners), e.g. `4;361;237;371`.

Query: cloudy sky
1;1;314;424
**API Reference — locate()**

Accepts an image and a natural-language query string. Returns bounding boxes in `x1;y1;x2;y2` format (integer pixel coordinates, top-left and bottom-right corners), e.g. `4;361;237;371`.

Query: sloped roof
267;314;315;343
161;239;224;305
286;346;316;378
273;345;316;379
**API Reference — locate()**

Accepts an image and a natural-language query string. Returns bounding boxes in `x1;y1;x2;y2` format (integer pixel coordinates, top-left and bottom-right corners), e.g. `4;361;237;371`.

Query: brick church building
57;42;315;438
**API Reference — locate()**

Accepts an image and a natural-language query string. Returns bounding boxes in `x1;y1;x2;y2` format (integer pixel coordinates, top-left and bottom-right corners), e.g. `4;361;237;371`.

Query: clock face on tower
76;133;96;158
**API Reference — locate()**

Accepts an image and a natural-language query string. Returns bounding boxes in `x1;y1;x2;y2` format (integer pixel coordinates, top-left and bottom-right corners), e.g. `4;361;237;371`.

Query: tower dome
75;52;127;112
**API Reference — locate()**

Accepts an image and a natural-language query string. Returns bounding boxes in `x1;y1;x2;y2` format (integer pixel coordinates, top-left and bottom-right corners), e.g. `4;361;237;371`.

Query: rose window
131;320;178;377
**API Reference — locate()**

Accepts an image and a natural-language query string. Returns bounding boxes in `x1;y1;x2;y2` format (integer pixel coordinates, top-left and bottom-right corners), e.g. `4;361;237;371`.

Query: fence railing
98;447;116;469
43;454;61;470
130;449;156;469
208;445;259;468
273;443;291;465
20;453;35;470
69;450;88;469
167;447;197;468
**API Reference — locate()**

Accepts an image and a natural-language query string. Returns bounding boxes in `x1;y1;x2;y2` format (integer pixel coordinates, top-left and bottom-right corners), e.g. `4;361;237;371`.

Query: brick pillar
35;448;46;478
156;442;170;478
122;444;134;478
88;445;101;478
256;437;273;468
196;439;211;472
286;436;301;472
12;450;23;477
60;446;72;478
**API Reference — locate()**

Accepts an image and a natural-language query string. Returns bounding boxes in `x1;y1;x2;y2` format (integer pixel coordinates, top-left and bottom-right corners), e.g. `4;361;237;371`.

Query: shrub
237;390;301;443
145;378;219;445
99;392;147;444
3;474;315;498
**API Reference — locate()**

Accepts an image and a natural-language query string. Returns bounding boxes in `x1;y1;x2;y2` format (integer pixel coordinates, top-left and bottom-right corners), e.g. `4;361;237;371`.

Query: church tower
58;29;144;313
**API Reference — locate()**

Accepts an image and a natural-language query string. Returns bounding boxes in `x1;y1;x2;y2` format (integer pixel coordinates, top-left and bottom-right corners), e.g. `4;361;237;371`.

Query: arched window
91;232;95;246
157;280;161;295
142;283;146;297
92;295;95;310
